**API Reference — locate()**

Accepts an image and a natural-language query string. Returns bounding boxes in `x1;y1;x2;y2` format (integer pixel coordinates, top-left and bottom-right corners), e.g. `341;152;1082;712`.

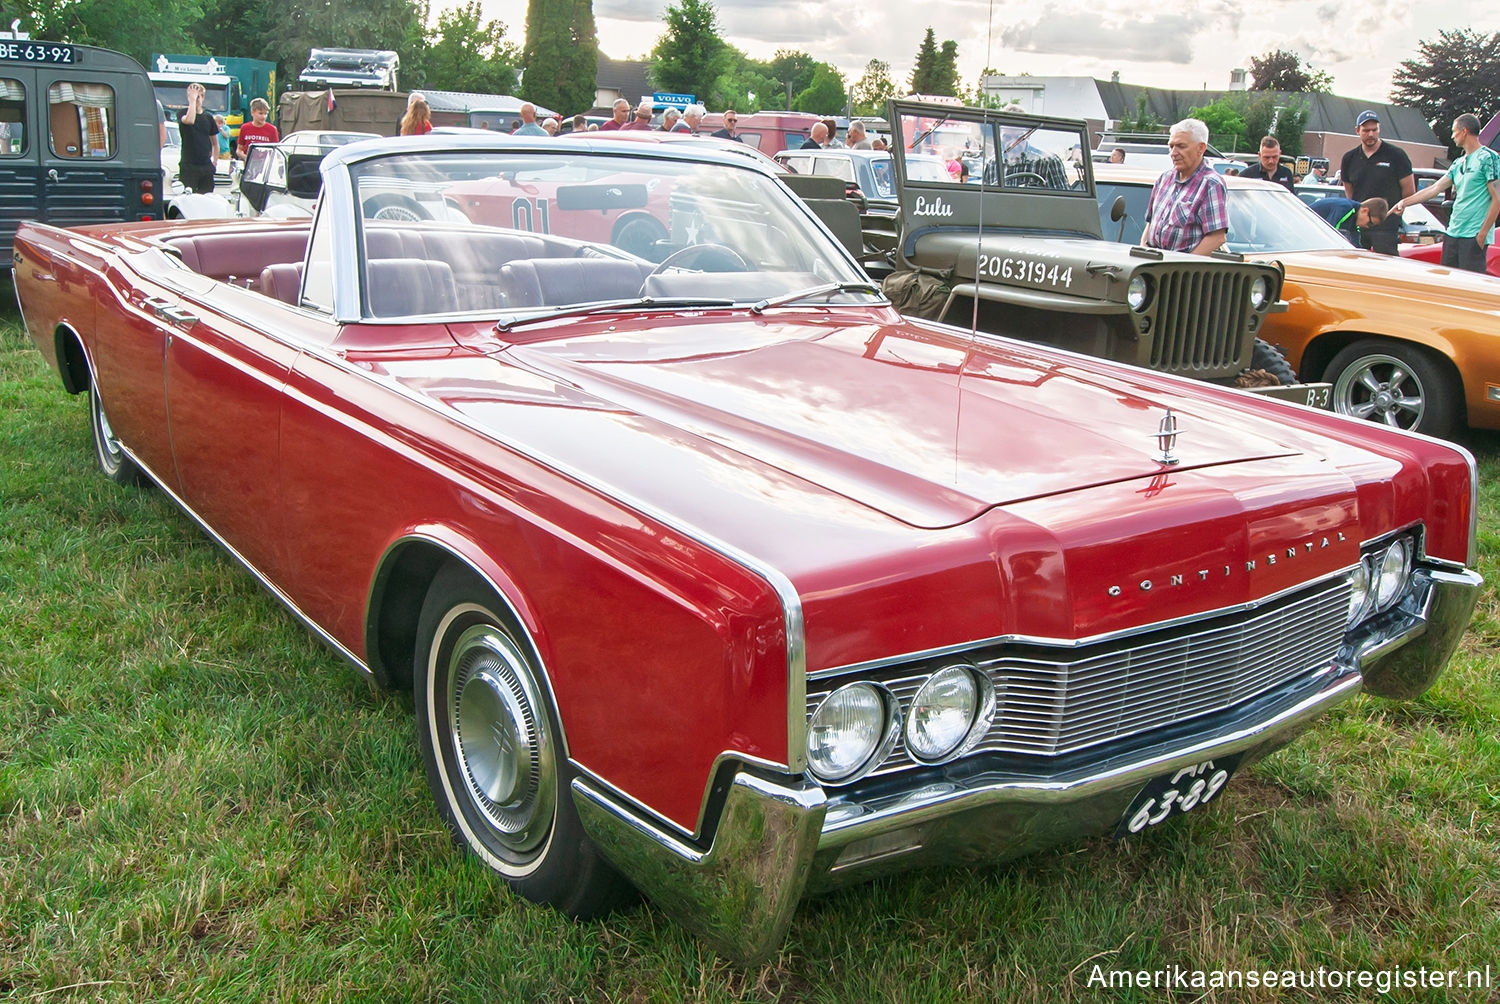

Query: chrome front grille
1147;267;1253;375
808;577;1351;777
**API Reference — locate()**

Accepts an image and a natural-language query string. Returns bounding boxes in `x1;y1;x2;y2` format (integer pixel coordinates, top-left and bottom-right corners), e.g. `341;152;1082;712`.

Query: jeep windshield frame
887;99;1103;243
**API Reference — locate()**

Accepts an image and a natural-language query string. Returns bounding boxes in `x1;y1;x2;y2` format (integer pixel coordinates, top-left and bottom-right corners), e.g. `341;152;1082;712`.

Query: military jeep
884;99;1320;402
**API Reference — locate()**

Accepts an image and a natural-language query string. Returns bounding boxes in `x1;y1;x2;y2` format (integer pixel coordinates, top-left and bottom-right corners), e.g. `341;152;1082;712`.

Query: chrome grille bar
807;577;1350;775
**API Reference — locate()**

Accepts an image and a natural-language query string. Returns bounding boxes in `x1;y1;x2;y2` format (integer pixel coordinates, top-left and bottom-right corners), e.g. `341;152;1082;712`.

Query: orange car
1098;167;1500;439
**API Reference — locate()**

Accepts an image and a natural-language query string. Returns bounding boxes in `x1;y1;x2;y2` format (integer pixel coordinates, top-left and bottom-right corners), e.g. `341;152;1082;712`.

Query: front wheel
1322;339;1460;439
414;563;632;917
1249;339;1298;386
89;382;144;486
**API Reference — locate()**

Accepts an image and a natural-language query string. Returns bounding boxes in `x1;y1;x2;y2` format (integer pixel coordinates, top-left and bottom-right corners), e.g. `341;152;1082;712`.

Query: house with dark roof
982;75;1447;169
590;56;654;116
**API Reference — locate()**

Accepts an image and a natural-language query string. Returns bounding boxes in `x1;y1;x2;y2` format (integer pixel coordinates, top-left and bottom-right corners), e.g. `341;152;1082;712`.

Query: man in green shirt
1394;113;1500;273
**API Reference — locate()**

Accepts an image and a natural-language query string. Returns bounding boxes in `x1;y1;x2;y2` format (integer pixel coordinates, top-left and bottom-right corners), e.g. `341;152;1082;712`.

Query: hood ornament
1154;408;1182;465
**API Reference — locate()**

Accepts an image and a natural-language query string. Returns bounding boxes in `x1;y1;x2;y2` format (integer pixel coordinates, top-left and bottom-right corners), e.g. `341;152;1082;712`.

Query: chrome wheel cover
446;623;555;857
1331;352;1426;430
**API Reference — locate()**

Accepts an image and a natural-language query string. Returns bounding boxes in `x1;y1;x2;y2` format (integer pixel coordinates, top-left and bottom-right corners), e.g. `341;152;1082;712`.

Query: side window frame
47;79;116;159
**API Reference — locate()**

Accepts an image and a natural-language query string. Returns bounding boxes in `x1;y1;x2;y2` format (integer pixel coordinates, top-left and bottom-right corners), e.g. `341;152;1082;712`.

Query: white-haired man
1143;118;1228;256
662;106;682;132
679;104;705;133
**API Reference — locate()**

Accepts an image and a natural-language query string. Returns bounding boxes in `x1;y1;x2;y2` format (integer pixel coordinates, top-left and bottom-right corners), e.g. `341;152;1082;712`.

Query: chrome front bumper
572;564;1481;965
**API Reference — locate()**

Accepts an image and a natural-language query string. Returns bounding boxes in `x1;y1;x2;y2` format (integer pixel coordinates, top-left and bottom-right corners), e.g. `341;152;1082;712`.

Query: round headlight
906;666;978;762
1127;275;1150;311
1249;276;1270;309
807;683;893;783
1374;538;1411;611
1347;559;1373;625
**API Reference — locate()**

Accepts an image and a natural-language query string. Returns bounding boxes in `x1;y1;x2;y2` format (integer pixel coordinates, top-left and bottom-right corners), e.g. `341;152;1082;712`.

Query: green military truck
883;99;1320;402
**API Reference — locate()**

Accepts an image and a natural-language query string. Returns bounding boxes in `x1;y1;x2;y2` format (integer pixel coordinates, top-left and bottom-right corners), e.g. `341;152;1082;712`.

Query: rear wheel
89;382;145;486
1323;339;1460;438
414;563;632;917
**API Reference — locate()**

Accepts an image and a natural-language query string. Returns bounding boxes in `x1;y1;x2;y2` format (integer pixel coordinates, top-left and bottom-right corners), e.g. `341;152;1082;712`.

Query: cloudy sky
477;0;1494;107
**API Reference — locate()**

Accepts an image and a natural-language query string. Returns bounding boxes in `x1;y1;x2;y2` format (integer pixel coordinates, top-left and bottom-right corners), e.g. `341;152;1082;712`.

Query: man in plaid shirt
1144;118;1229;255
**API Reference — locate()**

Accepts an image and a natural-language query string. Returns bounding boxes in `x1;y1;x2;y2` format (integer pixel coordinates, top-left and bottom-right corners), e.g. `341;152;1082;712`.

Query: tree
521;0;598;115
1248;48;1332;93
929;40;959;97
1392;28;1500;150
419;1;520;95
1187;96;1248;153
1115;93;1162;134
791;63;845;114
908;27;938;95
17;0;204;66
767;50;817;101
649;0;732;101
850;58;894;117
1270;98;1309;159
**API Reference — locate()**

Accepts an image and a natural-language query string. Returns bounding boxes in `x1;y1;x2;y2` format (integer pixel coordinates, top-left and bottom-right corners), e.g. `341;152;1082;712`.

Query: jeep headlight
905;665;992;762
807;683;896;783
1127;275;1151;311
1249;276;1270;310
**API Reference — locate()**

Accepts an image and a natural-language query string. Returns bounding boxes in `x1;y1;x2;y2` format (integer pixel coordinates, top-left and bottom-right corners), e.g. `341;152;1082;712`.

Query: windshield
1097;181;1351;253
1223;186;1350;253
154;84;228;114
347;148;873;319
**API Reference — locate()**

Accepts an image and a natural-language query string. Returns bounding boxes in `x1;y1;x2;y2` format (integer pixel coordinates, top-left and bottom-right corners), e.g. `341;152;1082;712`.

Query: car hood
455;311;1303;530
1257;247;1500;312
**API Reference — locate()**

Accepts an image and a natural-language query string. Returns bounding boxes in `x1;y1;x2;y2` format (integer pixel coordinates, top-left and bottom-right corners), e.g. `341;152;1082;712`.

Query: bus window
48;81;116;158
0;78;23;155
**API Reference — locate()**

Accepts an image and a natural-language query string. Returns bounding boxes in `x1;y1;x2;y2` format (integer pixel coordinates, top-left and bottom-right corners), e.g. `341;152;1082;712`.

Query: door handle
47;168;59;183
141;296;197;327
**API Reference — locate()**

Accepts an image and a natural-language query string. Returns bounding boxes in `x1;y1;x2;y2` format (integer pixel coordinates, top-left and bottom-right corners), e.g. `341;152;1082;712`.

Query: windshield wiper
495;296;736;331
750;282;883;314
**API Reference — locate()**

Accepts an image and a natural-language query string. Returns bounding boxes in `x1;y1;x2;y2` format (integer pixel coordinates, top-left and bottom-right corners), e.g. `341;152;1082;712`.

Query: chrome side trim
570;748;803;842
366;531;576;758
114;439;371;677
572;771;826;966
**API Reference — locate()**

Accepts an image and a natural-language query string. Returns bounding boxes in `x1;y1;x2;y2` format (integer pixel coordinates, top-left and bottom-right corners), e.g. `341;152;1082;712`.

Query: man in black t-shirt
177;82;218;195
1340;110;1415;255
1239;136;1294;192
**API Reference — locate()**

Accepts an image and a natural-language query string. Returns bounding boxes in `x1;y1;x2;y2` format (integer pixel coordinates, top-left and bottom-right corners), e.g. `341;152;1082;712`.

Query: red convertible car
13;134;1483;962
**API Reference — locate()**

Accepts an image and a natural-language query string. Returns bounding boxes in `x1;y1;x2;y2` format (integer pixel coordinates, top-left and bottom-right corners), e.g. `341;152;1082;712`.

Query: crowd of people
175;87;1496;272
1142;108;1497;272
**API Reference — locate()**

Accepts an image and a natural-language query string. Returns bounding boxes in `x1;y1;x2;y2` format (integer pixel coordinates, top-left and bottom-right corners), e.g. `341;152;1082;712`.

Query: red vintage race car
13;133;1482;963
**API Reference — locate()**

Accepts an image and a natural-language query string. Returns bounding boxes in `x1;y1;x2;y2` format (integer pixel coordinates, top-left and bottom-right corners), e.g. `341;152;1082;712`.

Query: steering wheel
647;243;748;277
1004;171;1049;189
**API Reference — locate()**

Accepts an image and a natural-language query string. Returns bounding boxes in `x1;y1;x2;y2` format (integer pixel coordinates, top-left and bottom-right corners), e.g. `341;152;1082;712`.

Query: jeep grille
1147;267;1254;376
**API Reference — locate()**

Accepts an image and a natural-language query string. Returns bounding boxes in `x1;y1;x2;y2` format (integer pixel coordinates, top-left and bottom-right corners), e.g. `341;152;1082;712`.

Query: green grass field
2;311;1497;1002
